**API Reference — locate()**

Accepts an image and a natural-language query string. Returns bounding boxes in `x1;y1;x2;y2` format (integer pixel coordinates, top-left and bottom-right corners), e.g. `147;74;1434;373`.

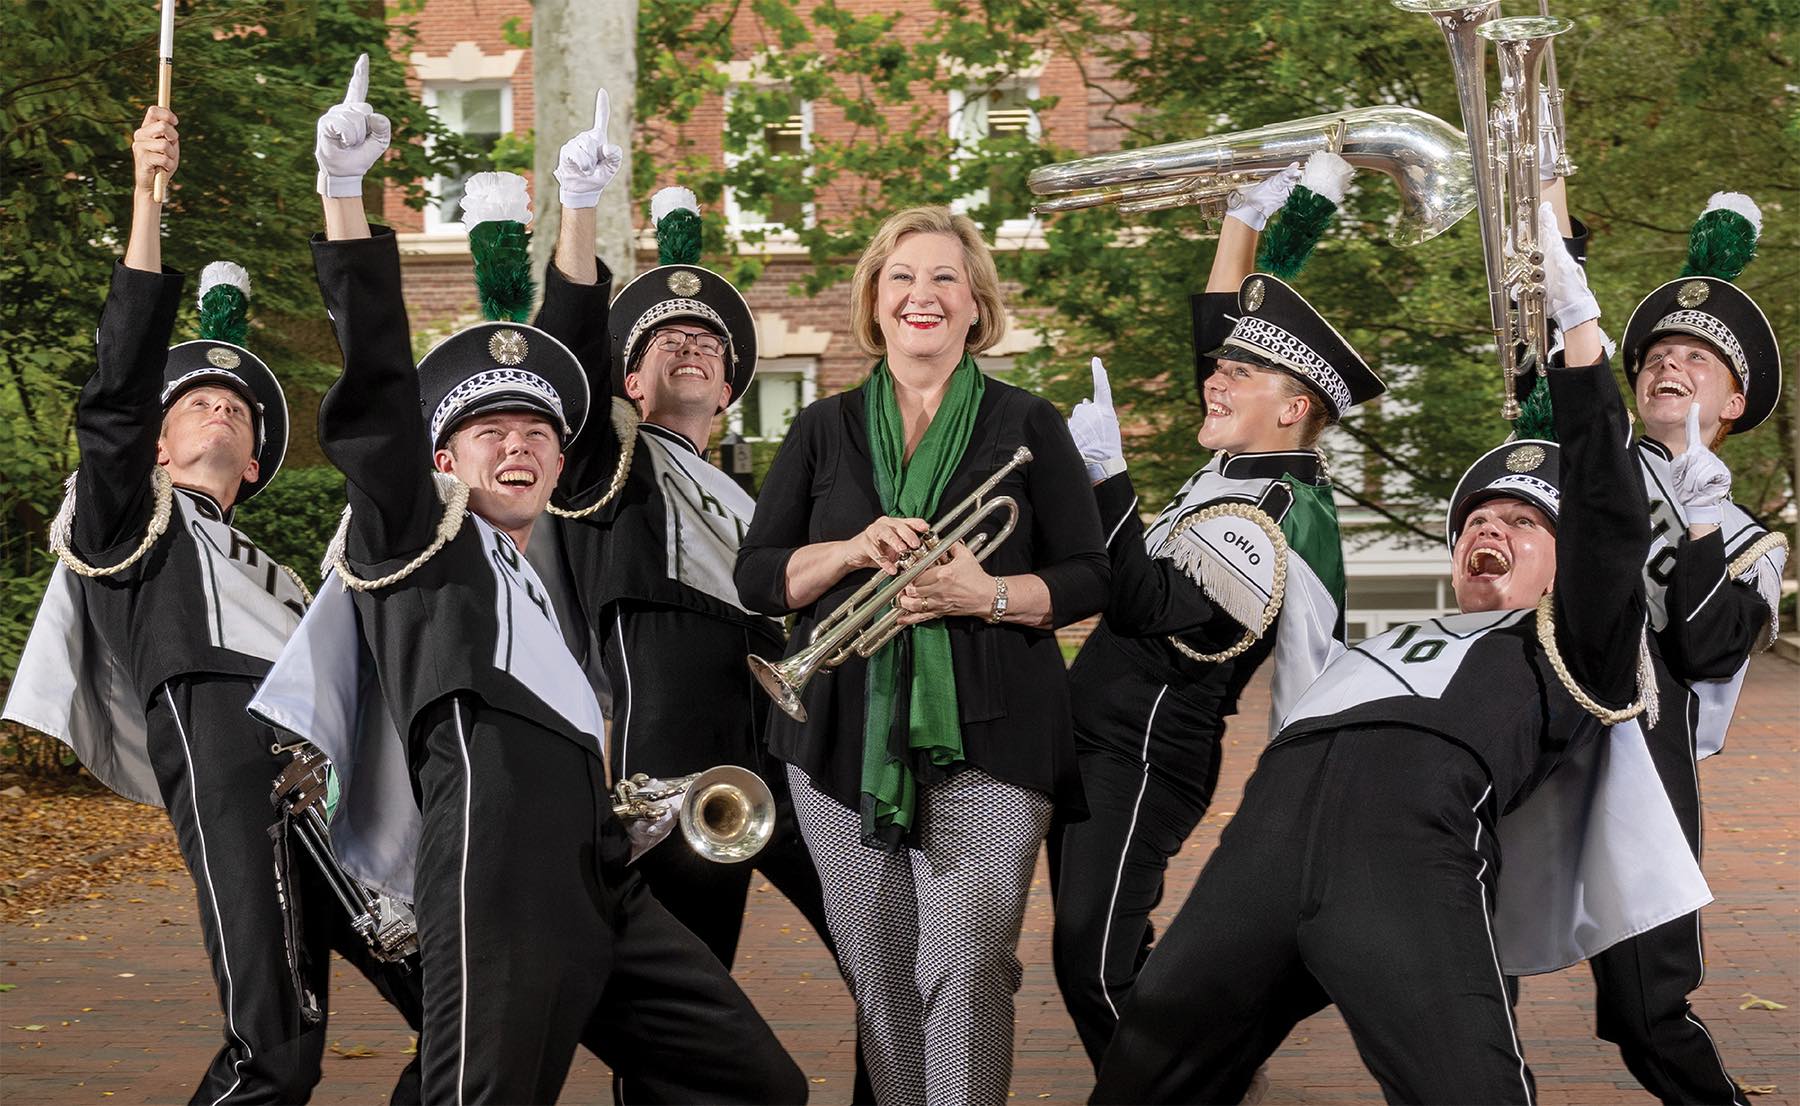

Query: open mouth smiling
1466;546;1511;579
496;468;538;488
902;311;944;330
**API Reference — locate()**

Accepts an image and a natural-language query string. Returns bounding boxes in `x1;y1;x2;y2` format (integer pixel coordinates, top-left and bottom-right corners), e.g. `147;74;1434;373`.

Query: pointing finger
593;88;611;135
1684;401;1702;453
344;53;369;106
1090;356;1112;408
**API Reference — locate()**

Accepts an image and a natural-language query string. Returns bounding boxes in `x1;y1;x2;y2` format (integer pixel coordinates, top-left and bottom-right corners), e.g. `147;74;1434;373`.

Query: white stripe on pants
788;762;1052;1106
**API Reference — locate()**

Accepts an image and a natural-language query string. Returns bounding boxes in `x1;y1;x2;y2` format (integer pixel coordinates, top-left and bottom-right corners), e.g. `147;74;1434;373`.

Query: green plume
196;261;251;345
1680;208;1757;281
1256;186;1337;280
468;220;535;323
1511;374;1556;443
657;209;703;266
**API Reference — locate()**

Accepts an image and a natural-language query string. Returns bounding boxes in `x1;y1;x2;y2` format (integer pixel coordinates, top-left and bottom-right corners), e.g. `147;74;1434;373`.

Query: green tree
0;0;467;676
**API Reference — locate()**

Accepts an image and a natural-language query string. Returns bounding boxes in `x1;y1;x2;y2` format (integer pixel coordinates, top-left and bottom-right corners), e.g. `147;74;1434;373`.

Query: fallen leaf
11;1024;46;1031
1740;1083;1778;1096
330;1042;376;1059
1739;993;1787;1011
116;973;135;978
0;984;15;993
403;1035;418;1056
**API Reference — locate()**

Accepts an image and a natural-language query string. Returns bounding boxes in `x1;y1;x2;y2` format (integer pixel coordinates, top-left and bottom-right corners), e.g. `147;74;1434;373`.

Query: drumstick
151;0;174;203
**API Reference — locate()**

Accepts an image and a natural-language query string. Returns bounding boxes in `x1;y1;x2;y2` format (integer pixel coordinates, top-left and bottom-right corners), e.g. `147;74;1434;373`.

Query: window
732;357;816;440
949;82;1041;214
725;92;812;233
422;82;512;231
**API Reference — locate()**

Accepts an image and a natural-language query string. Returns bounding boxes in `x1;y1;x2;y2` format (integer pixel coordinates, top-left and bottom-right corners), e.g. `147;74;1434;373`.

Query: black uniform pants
1050;706;1221;1068
146;675;423;1106
407;694;807;1105
1587;691;1746;1105
1093;728;1535;1106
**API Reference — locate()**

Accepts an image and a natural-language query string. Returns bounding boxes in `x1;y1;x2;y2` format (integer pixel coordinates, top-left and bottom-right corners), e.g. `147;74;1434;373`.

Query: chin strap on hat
49;467;175;578
324;472;471;592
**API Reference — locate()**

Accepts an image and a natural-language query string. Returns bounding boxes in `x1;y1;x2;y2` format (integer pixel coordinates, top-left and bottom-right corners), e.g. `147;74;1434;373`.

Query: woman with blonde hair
737;206;1109;1103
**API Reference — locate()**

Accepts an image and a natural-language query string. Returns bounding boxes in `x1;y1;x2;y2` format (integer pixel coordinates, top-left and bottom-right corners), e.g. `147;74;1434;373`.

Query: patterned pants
789;763;1053;1106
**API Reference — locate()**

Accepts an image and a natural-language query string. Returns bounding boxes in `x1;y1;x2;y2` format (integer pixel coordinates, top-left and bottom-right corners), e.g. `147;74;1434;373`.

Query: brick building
385;1;1461;632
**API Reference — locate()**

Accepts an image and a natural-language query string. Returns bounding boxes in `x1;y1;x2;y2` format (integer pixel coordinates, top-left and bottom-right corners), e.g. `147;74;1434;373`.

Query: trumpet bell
679;765;777;864
748;653;809;723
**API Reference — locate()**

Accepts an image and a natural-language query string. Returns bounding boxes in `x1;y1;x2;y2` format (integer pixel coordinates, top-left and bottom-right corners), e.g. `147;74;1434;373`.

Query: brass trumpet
612;764;776;863
749;446;1033;723
1026;105;1478;246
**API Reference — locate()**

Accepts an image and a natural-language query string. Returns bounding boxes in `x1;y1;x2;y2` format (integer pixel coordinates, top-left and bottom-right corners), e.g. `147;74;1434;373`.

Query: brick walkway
4;656;1795;1104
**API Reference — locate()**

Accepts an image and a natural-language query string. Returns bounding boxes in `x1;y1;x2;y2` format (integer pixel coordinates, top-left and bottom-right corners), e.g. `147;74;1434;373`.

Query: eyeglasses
649;328;726;359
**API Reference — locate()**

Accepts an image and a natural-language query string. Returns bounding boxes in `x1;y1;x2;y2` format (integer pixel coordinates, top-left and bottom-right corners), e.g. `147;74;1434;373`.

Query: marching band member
1092;209;1707;1105
257;59;806;1104
1050;151;1384;1069
736;206;1110;1104
2;107;422;1103
531;98;873;1100
1580;190;1785;1106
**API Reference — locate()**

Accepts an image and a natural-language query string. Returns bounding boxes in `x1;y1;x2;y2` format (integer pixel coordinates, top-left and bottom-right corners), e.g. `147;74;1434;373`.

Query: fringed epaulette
324;472;471;592
1161;501;1290;664
48;467;174;578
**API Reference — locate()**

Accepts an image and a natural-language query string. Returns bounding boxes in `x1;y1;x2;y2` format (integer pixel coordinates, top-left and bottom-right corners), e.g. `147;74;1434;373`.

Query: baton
152;0;174;203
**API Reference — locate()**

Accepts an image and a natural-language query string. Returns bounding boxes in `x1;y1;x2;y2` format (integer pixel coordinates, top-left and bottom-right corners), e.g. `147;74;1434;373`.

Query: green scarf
860;353;987;848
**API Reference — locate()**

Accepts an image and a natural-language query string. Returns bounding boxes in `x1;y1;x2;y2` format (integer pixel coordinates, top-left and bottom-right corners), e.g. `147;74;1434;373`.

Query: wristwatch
987;575;1009;624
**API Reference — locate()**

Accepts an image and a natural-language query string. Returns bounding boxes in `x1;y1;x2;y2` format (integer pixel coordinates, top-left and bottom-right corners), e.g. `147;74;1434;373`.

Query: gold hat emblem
667;270;703;297
206;347;241;370
1676;280;1710;308
1505;444;1546;473
1243;277;1266;312
489;329;529;366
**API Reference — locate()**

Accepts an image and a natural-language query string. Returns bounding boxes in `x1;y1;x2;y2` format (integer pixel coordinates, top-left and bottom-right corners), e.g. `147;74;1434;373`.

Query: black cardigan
734;375;1110;816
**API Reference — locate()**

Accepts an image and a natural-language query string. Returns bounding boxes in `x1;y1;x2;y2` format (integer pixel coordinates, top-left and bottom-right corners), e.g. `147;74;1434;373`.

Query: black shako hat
1202;274;1386;420
160;340;290;505
608;264;758;408
417;322;590;450
1446;438;1561;551
1621;277;1780;435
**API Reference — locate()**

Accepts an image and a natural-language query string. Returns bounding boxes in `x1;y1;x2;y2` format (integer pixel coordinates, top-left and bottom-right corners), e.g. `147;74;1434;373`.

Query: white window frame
948;79;1042;232
728;356;818;441
420;79;515;234
724;89;815;238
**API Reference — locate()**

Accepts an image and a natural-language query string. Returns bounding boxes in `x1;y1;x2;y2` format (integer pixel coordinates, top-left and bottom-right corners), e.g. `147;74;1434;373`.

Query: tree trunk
531;0;637;290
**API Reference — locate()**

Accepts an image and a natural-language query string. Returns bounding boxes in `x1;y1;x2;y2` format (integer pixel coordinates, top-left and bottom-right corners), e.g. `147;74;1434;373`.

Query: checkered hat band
430;368;569;444
1224;315;1352;414
1651;309;1748;386
160;367;265;451
623;299;736;369
1482;473;1560;516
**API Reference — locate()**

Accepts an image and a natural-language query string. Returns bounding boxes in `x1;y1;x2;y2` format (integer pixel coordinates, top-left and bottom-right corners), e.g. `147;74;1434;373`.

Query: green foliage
233;466;347;588
656;208;704;265
1680;209;1758;281
197;285;250;345
469;220;536;322
1257;187;1337;281
0;0;468;681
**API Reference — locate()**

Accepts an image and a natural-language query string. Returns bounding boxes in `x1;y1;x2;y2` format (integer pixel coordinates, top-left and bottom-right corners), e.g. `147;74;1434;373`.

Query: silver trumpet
1026;105;1478;246
749;446;1033;723
1393;0;1573;418
612;764;777;864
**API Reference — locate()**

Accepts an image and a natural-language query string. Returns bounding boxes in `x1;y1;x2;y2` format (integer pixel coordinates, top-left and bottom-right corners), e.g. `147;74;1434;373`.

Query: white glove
625;793;681;864
314;54;392;198
1297;150;1354;205
1671;402;1731;526
1067;357;1125;483
1225;162;1302;231
1538;201;1598;334
553;88;624;210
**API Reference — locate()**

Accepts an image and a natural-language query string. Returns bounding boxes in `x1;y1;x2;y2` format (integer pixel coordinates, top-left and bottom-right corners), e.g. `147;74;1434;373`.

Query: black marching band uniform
1052;274;1385;1066
1093;345;1707;1104
251;225;806;1104
1584;267;1787;1106
3;261;423;1103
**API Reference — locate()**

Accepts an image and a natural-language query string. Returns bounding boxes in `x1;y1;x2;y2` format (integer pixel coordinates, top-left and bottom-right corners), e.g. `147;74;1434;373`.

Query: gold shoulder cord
1727;531;1787;580
1164;502;1290;664
49;467;175;578
325;473;472;593
1535;592;1653;726
547;397;641;520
